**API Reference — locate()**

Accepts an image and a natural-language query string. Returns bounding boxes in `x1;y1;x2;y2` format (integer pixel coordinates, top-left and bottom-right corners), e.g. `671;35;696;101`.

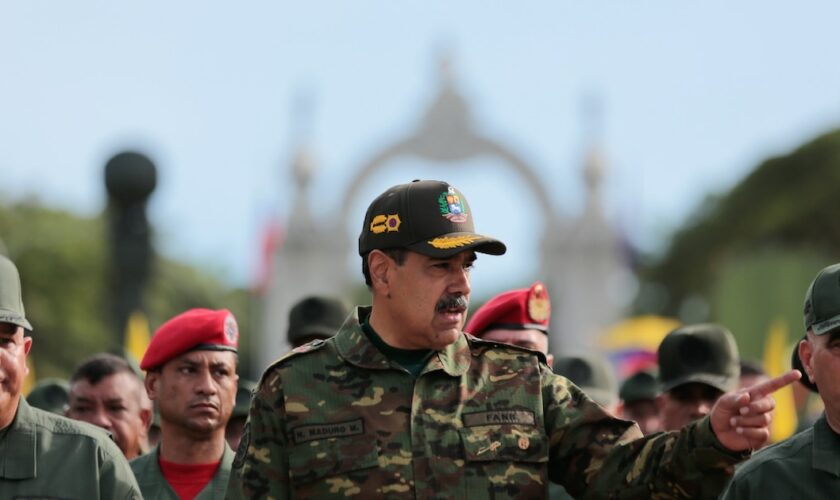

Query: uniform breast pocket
460;425;549;499
288;433;380;497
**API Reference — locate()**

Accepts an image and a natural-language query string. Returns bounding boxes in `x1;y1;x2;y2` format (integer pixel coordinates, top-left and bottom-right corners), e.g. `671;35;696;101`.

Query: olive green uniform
720;414;840;500
227;307;747;499
130;442;234;499
0;397;141;499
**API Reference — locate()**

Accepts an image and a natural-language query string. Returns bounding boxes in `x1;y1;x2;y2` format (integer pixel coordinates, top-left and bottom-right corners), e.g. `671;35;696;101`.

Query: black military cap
619;368;660;404
803;263;840;336
554;354;618;409
287;296;348;346
657;323;740;393
26;378;70;415
358;180;506;258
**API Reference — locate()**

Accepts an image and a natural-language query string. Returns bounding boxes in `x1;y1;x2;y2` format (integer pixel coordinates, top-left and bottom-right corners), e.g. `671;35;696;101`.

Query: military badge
527;283;550;322
369;214;401;234
224;314;239;343
437;186;468;223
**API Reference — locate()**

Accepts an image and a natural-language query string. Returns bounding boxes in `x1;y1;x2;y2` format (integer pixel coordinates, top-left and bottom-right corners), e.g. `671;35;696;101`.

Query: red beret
140;308;238;370
466;282;551;337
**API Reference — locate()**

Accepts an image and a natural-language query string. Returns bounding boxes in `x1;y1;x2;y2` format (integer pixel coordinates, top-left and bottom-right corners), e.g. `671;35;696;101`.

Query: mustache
436;294;468;312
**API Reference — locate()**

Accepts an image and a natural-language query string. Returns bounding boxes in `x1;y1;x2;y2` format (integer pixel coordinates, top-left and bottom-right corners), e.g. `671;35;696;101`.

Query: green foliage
0;200;254;378
642;129;840;317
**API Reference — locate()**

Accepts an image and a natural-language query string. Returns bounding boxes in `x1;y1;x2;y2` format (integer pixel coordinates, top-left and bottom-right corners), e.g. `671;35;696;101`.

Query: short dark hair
71;353;139;385
362;248;407;287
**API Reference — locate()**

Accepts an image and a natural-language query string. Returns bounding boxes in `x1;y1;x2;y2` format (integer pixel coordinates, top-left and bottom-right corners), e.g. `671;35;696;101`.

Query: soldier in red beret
130;308;240;499
466;281;554;366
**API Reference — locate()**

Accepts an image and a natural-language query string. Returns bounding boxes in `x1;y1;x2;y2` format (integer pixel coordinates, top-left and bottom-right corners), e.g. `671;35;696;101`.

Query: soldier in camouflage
227;179;799;499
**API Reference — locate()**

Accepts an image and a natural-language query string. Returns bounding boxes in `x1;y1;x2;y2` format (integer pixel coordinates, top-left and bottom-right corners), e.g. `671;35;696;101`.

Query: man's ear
799;338;815;383
144;371;160;401
368;250;392;294
546;353;554;368
139;406;153;431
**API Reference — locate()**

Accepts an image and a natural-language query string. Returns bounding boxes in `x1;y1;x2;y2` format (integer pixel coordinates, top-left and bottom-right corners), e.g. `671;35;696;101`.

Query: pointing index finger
747;369;801;399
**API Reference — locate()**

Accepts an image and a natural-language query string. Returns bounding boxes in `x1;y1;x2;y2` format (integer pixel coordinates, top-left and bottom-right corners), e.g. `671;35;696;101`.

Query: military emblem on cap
369;214;401;234
527;283;550;322
438;186;468;223
224;313;239;343
466;281;551;336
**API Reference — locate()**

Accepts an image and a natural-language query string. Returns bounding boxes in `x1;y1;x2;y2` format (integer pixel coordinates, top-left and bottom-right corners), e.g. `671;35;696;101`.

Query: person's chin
429;329;460;350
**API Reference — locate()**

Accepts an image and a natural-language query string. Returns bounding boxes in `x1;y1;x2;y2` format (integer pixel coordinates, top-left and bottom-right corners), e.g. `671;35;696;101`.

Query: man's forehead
168;349;237;366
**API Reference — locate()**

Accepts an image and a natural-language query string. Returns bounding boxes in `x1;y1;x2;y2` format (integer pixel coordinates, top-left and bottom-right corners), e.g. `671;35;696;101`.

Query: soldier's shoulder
31;406;109;440
29;407;126;458
735;426;814;478
129;450;156;474
464;332;548;365
258;338;333;382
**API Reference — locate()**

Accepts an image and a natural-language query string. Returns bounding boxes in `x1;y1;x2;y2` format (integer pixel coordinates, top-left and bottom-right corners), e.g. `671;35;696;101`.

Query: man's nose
195;369;219;395
89;408;112;431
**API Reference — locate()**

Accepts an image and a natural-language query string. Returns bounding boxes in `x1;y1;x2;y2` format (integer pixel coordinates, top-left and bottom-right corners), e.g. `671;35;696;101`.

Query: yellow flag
125;311;151;364
22;355;36;395
763;319;798;442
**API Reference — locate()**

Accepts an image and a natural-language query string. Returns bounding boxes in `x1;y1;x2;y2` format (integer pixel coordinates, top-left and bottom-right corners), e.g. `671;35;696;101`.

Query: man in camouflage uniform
227;180;798;499
722;263;840;499
0;255;141;498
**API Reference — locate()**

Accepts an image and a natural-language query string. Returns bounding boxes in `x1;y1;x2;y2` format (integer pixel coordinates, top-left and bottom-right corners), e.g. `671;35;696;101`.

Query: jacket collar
335;306;470;377
0;397;36;479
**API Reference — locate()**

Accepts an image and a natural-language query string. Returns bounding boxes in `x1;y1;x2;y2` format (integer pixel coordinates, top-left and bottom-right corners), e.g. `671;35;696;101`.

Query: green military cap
619;368;660;403
554;354;618;409
0;254;32;330
233;379;258;419
26;378;70;415
658;323;740;393
803;263;840;335
358;180;506;258
287;296;349;345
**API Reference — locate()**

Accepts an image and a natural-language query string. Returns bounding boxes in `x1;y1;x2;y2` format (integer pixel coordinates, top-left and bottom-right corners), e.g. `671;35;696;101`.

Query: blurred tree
0;200;254;378
637;128;840;357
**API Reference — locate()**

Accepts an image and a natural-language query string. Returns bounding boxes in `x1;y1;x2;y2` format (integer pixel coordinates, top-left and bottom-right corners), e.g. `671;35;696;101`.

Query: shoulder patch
465;332;548;365
258;337;331;386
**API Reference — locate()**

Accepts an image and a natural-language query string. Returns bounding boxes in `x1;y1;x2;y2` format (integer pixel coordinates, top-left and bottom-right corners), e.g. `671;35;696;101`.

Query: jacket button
518;436;530;450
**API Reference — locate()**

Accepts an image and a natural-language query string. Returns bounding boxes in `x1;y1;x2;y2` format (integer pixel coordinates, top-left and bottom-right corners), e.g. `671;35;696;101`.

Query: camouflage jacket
226;307;743;499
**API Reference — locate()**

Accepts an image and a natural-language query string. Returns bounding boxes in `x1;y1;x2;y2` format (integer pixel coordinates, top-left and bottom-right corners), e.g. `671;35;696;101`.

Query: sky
2;2;840;296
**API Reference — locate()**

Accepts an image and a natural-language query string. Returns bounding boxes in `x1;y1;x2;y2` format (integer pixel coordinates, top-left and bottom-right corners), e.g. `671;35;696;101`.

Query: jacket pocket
460;425;549;498
460;424;548;463
288;434;379;486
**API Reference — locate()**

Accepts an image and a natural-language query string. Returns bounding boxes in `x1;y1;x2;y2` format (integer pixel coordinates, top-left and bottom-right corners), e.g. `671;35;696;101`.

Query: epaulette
464;332;549;365
258;338;330;386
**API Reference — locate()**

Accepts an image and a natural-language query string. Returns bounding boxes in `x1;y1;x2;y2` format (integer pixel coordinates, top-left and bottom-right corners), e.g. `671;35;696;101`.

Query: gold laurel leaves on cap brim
427;235;482;249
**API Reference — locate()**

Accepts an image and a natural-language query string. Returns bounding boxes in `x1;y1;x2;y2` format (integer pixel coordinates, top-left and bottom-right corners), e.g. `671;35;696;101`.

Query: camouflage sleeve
226;367;290;499
543;365;744;499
